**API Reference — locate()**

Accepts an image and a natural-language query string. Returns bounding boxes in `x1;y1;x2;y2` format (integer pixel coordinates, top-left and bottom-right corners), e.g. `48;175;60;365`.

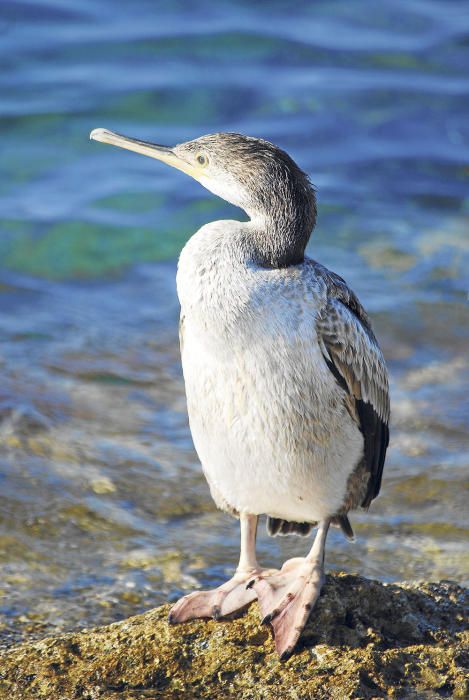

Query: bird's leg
250;518;331;659
169;513;269;623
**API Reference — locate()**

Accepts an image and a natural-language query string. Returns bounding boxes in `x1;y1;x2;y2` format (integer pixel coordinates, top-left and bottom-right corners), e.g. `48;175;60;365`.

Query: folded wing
315;264;390;507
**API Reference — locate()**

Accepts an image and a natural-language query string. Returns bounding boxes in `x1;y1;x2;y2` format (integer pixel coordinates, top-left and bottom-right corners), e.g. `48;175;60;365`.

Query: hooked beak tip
90;128;111;142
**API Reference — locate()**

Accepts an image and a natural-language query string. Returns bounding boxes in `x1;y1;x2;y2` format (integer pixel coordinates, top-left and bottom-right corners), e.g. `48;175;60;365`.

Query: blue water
0;0;468;646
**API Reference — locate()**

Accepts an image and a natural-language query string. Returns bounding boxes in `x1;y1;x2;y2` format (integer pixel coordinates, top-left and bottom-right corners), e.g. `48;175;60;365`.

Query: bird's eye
197;154;208;166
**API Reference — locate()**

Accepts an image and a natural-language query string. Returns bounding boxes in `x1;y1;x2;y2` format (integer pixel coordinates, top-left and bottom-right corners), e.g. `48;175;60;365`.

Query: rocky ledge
0;574;467;699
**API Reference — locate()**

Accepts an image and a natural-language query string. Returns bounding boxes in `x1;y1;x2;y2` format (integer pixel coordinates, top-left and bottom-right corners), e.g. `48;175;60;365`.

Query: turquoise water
0;0;468;646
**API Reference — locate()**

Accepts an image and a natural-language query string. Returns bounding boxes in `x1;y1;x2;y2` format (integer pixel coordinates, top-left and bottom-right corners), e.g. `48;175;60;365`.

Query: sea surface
0;0;468;647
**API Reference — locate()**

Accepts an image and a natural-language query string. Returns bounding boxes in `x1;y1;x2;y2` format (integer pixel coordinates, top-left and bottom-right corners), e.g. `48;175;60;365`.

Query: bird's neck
246;191;317;268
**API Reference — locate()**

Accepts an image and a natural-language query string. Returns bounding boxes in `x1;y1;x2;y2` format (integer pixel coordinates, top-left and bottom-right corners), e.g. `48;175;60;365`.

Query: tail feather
266;517;313;537
332;514;355;541
267;514;355;541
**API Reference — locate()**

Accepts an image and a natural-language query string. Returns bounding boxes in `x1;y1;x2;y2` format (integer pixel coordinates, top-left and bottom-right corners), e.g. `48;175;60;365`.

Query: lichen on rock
0;574;467;699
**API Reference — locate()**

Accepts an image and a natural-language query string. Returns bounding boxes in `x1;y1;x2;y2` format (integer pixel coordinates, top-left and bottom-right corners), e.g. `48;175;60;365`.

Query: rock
0;574;467;699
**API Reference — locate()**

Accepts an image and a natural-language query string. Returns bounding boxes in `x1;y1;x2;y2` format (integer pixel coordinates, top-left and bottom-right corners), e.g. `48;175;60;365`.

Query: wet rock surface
0;574;466;699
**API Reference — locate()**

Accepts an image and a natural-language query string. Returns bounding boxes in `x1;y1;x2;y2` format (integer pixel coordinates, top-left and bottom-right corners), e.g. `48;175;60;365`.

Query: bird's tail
266;514;354;540
266;517;312;537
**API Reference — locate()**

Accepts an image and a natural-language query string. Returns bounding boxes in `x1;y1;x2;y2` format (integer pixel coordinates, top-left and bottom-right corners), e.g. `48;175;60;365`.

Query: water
0;0;468;647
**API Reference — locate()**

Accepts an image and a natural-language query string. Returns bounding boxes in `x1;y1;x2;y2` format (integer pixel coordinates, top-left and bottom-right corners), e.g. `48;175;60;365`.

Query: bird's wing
314;263;390;507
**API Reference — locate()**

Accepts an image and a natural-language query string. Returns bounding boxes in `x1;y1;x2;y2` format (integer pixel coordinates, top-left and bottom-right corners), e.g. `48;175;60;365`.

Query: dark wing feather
314;263;390;507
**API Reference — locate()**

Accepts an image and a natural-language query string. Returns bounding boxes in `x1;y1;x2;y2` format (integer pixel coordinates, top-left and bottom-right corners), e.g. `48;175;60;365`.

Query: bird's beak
89;128;200;179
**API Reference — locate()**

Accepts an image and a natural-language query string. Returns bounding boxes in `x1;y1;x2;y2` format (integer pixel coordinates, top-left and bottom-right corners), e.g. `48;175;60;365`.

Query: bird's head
90;129;317;266
91;129;315;222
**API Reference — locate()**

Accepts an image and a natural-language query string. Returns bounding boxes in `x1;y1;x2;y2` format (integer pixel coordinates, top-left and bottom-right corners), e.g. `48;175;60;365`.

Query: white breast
177;222;364;522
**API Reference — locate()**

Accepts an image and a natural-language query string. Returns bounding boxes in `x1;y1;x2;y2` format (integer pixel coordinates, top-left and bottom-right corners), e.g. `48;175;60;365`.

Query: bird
90;128;390;660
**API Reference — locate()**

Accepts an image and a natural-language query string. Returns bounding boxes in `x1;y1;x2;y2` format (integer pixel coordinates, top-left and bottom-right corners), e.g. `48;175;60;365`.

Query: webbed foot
250;556;325;659
168;568;276;623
